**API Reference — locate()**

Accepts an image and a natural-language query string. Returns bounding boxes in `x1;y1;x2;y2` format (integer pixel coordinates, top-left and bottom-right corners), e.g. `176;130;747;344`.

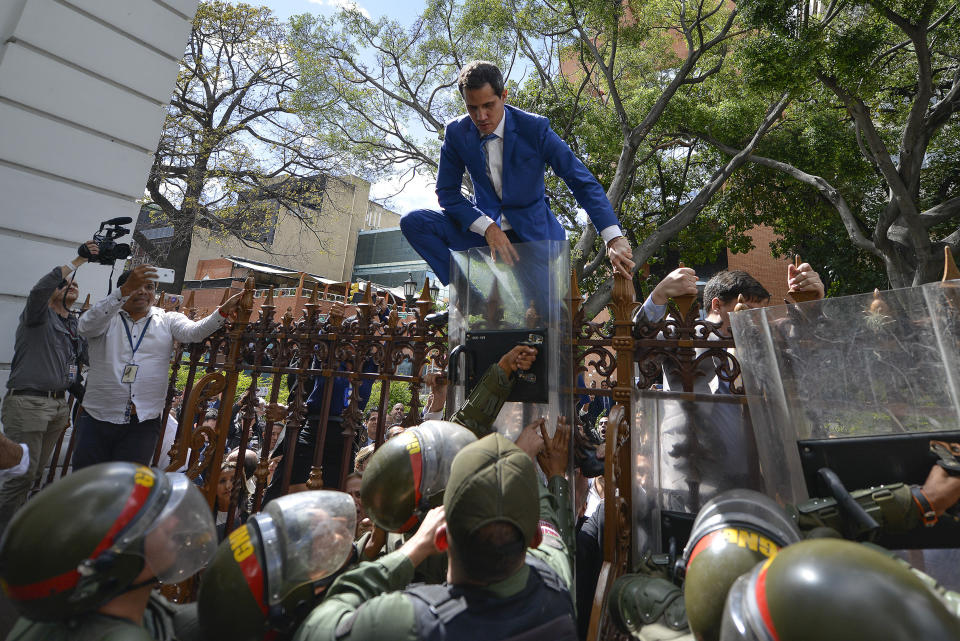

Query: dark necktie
479;133;499;190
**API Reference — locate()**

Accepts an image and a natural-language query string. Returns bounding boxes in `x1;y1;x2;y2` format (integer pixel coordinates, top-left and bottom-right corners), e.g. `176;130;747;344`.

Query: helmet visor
143;473;218;583
719;565;778;641
415;421;477;499
261;491;357;605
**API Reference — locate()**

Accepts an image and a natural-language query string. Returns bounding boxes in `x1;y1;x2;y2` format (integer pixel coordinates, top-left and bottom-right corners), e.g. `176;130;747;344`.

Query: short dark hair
458;61;504;97
702;270;770;306
449;521;525;584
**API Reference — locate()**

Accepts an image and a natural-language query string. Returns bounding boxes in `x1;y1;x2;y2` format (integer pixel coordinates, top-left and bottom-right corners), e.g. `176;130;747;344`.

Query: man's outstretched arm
540;124;635;278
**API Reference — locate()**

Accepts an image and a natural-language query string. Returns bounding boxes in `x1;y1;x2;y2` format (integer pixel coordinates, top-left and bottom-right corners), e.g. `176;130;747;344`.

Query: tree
288;0;515;193
695;0;960;288
291;0;790;317
139;1;334;289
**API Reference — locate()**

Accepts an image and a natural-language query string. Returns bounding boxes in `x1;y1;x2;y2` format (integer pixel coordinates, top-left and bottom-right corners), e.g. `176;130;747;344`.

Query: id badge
68;364;78;383
121;364;139;384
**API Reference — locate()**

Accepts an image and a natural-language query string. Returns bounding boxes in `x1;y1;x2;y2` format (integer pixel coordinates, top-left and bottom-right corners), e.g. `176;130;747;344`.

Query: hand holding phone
152;267;175;284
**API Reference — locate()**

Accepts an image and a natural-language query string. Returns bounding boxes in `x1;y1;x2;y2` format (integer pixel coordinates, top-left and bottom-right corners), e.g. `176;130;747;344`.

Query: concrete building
351;226;434;289
178;175;400;286
0;0;198;391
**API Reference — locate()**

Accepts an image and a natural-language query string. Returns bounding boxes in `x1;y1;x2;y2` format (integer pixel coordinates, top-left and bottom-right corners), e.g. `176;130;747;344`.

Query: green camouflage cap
444;433;539;547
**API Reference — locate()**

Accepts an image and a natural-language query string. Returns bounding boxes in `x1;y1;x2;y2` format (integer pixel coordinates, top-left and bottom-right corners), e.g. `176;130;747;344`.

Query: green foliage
143;1;332;286
723;0;960;288
171;365;290;405
288;0;958;296
363;380;414;414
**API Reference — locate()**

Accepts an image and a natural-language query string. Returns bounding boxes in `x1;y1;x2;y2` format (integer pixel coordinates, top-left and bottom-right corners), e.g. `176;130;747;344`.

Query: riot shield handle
447;344;471;385
818;467;880;538
930;441;960;476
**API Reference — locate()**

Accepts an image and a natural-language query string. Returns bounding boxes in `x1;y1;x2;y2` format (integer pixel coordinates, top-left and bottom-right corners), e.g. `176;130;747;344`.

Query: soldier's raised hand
497;345;537;376
515;418;545;461
538;416;571;479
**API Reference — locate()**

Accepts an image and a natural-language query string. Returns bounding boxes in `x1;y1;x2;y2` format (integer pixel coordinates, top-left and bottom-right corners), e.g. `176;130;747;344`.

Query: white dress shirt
78;288;225;423
468;109;623;244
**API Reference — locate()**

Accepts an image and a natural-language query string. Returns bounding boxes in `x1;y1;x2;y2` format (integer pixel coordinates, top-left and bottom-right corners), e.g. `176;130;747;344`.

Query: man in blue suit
401;60;635;285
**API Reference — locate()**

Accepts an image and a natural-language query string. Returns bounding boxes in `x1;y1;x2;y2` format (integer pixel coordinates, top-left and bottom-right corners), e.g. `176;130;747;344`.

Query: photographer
72;264;242;469
0;241;97;534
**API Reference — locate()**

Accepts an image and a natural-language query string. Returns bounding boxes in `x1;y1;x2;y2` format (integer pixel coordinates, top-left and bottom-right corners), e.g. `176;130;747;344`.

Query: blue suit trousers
401;208;487;285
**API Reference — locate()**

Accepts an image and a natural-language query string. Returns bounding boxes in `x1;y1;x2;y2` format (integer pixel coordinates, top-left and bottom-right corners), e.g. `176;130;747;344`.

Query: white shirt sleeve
599;225;624;245
636;294;668;323
77;288;128;338
469;215;496;236
166;310;225;344
422;410;444;421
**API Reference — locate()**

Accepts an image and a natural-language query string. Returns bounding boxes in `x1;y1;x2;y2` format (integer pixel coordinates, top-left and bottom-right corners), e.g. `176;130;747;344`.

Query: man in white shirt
73;264;241;469
632;264;824;511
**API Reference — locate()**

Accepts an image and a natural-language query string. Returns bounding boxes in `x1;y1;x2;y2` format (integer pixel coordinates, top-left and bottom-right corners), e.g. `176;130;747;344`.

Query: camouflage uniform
293;435;574;641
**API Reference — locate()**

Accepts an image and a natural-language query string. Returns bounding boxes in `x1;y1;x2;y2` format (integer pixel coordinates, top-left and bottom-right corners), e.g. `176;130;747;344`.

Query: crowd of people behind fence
2;240;960;641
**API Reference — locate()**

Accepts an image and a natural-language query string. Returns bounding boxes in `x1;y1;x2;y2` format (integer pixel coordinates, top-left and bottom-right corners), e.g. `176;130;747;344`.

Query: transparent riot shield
631;387;763;567
730;281;960;562
448;240;573;441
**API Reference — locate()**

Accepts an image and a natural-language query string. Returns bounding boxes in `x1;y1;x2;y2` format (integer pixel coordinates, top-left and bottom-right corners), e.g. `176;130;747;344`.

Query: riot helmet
720;538;960;641
0;463;216;622
681;489;800;641
197;490;357;641
361;420;476;532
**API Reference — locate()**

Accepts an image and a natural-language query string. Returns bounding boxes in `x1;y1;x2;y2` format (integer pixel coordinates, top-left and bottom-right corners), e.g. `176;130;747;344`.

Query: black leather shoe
424;310;448;328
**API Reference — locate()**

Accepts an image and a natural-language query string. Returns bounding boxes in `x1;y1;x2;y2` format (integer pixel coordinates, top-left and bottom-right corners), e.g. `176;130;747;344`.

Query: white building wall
0;0;198;393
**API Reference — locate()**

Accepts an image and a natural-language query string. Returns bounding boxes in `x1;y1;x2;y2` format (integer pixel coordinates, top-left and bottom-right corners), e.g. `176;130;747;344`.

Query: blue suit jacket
435;104;620;240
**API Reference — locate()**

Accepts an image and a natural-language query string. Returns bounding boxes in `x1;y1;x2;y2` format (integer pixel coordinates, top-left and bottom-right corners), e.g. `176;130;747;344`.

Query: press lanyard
120;315;151;359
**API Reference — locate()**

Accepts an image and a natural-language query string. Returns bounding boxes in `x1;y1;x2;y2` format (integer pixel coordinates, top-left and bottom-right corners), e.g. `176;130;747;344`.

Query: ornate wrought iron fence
37;270;743;636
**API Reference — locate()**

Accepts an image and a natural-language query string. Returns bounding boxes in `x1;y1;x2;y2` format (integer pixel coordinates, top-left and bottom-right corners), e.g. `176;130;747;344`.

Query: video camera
78;216;132;265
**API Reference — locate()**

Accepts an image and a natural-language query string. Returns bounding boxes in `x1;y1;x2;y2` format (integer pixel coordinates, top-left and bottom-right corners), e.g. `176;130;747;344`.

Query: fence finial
943;246;960;282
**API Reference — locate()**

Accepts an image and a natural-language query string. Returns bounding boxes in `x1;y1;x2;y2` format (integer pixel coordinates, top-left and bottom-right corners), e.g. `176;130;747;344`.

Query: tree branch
921;195;960;226
695;132;882;257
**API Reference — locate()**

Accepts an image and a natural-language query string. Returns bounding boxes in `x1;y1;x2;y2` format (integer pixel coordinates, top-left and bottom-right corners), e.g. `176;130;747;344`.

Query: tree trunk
165;234;194;293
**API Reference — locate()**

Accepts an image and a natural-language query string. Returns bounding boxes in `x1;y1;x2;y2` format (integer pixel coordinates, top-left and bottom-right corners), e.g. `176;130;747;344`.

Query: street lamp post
429;281;440;302
403;272;417;308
